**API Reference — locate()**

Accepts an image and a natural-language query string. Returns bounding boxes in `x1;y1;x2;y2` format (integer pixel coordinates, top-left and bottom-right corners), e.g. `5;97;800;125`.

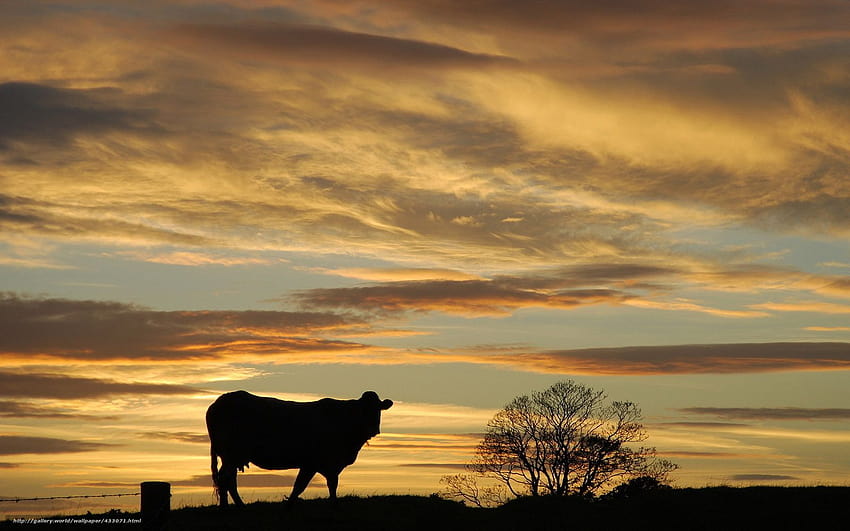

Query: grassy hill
3;487;848;530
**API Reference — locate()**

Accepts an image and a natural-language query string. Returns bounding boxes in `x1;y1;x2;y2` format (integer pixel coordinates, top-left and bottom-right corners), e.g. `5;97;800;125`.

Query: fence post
140;481;170;530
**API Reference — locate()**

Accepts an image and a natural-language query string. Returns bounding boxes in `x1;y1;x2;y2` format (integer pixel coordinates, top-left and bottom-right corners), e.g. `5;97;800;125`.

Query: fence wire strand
0;492;139;503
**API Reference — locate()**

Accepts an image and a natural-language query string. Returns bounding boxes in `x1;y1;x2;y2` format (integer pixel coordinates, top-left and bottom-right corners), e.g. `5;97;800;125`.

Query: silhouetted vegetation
4;487;848;530
442;380;676;504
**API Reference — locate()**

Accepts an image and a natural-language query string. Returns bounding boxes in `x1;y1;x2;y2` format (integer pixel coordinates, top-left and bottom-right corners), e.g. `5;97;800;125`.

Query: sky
2;0;850;517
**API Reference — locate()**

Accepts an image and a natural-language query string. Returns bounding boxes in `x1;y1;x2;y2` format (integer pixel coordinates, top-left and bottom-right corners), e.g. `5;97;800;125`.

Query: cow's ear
380;399;393;410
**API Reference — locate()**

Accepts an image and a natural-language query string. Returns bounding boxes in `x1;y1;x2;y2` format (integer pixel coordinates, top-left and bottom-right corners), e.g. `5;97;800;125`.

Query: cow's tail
210;445;221;500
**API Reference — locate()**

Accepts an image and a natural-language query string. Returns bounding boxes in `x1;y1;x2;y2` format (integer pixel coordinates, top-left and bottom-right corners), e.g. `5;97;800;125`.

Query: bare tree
439;473;508;508
459;380;676;499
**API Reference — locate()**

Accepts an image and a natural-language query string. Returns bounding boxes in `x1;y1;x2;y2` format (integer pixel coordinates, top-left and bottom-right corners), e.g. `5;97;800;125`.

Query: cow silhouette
206;390;393;506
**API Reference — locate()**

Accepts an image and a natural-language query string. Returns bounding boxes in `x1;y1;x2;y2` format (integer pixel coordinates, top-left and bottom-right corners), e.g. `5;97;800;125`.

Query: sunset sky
3;0;850;517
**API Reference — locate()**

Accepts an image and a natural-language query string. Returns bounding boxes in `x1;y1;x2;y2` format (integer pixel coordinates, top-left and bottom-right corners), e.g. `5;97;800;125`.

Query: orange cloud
292;264;781;319
431;342;850;375
115;250;282;267
0;401;118;420
729;474;799;482
293;279;632;317
623;299;769;318
679;407;850;421
0;293;372;362
254;0;850;53
316;267;482;282
659;451;786;460
663;423;850;443
751;301;850;314
0;436;114;456
6;294;850;375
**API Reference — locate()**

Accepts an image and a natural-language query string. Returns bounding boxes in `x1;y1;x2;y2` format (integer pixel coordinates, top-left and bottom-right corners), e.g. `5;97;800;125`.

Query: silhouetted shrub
605;475;673;499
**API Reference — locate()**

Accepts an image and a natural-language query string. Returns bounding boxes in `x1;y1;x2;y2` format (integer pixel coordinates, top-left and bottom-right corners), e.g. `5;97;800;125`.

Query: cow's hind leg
289;468;316;503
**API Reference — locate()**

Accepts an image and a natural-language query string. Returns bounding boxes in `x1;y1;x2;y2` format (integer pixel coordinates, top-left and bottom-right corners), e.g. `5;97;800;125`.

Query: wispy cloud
0;195;217;249
5;292;850;375
293;279;633;317
680;407;850;421
432;342;850;375
115;250;281;267
660;451;778;460
291;264;762;318
820;262;850;269
139;431;208;445
729;474;800;482
0;293;372;362
294;264;850;319
0;401;117;420
752;301;850;314
657;422;750;429
0;82;158;149
315;267;482;282
0;371;203;398
397;463;468;470
372;432;483;451
0;436;114;456
168;23;518;72
624;299;768;318
658;420;850;443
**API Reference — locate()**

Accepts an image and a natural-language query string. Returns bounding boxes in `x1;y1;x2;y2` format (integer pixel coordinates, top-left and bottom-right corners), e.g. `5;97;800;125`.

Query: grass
2;487;848;530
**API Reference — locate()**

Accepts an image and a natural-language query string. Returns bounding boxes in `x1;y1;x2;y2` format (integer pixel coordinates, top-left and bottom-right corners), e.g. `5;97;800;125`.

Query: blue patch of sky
366;302;829;353
669;223;850;273
0;242;395;311
201;362;850;419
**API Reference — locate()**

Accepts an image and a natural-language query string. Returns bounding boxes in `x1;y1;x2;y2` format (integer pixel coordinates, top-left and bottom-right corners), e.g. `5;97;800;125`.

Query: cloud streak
140;431;209;445
0;293;371;362
0;371;203;398
0;82;157;150
435;342;850;375
0;436;113;456
169;23;517;72
4;293;850;375
294;279;633;317
294;263;850;319
729;474;799;482
660;451;775;460
0;401;117;420
680;407;850;421
291;264;707;318
311;0;850;52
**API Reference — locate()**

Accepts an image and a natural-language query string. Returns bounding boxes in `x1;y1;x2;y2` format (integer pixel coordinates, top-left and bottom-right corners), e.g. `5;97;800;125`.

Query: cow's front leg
228;479;245;508
289;468;316;502
322;471;339;500
216;465;235;507
221;463;245;507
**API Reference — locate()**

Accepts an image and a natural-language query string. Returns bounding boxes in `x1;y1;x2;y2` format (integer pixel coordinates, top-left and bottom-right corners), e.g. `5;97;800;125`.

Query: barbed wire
0;492;139;503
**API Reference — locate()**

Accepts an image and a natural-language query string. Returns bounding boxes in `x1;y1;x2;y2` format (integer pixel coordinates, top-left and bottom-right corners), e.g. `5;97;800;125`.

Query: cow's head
359;391;393;439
